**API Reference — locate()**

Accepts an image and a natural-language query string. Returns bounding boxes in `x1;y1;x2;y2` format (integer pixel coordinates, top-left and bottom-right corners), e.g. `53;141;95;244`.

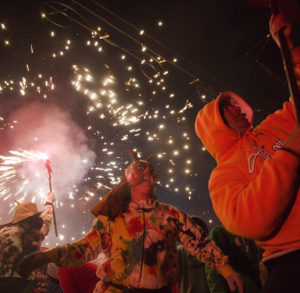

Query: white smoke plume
0;101;96;210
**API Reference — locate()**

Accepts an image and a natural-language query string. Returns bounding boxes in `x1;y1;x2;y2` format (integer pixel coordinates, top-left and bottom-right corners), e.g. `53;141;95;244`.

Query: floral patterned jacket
52;199;228;291
0;203;53;280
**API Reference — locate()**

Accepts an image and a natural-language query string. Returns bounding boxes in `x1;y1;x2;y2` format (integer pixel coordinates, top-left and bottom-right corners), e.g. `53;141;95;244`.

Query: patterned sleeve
173;208;228;270
49;216;108;267
39;203;54;238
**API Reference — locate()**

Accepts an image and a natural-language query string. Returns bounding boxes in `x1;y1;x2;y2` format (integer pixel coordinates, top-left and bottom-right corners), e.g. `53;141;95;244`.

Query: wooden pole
44;159;58;237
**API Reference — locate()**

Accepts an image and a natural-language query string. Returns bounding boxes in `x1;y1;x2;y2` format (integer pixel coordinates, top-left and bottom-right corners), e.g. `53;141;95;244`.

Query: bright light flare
0;149;50;205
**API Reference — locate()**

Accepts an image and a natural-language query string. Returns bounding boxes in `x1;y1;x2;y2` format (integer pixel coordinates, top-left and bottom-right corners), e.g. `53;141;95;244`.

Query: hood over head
195;91;253;163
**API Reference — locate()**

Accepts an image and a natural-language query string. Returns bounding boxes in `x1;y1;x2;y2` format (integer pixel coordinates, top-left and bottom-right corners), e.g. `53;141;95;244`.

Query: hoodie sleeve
258;97;296;136
209;147;300;240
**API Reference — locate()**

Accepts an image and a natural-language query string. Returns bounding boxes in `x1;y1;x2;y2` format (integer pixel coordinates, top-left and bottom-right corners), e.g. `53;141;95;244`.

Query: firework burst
0;149;50;207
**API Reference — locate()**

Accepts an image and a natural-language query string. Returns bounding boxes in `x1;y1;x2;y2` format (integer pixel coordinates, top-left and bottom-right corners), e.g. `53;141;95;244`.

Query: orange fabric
216;263;237;280
292;47;300;89
195;92;300;257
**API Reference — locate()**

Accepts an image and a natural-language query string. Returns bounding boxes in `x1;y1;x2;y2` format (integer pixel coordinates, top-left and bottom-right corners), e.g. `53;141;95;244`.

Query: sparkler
0;149;49;201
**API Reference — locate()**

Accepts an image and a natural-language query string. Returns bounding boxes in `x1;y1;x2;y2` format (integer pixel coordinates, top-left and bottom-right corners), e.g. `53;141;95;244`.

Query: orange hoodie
195;87;300;257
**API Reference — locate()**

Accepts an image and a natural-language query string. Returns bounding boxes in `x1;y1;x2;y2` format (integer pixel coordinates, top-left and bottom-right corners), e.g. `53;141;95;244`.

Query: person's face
223;104;250;135
125;161;157;192
133;170;157;195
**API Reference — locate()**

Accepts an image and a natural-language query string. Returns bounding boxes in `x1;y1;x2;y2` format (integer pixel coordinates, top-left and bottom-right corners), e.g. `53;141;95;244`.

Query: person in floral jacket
0;192;55;293
18;149;243;293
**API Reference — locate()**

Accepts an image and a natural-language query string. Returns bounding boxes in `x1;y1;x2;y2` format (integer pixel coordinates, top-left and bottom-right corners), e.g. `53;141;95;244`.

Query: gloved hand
284;125;300;159
226;272;244;293
269;13;293;49
46;192;56;204
17;248;58;279
218;264;244;293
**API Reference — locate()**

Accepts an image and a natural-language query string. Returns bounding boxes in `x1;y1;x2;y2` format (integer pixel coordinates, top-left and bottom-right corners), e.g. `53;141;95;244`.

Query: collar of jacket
128;199;157;212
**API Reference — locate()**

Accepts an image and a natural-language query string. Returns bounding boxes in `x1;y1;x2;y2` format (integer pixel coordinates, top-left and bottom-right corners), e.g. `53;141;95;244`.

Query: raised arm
39;192;56;238
17;216;108;278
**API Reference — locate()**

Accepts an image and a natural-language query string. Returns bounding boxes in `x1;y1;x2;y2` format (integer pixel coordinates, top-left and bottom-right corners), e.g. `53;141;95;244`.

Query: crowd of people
0;10;299;293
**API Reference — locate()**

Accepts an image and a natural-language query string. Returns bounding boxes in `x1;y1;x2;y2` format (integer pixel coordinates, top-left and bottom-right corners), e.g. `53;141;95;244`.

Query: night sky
0;0;291;246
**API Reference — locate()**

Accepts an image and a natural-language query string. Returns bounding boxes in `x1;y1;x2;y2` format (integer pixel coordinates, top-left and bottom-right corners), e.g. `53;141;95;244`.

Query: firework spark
0;149;50;205
0;2;218;246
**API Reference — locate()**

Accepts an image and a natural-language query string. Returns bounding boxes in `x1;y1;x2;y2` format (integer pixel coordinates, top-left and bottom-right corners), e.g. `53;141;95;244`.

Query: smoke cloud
0;101;96;211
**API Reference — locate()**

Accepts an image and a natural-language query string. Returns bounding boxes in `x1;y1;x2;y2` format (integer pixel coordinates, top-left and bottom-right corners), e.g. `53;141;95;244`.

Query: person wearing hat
17;148;244;293
0;191;56;293
194;13;300;293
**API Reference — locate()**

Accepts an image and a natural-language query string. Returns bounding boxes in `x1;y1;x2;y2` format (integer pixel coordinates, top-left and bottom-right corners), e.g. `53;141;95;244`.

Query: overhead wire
43;0;214;97
42;0;282;100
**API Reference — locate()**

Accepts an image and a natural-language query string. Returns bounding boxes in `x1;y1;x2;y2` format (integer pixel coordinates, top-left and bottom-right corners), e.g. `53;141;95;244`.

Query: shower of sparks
0;149;50;205
0;5;216;246
71;66;144;126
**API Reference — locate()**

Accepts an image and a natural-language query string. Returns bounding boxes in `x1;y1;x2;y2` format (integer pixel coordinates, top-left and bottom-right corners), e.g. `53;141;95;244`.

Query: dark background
0;0;295;245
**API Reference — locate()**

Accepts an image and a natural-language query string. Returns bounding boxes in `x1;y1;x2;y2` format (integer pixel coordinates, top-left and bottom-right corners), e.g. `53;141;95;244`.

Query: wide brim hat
12;202;41;224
